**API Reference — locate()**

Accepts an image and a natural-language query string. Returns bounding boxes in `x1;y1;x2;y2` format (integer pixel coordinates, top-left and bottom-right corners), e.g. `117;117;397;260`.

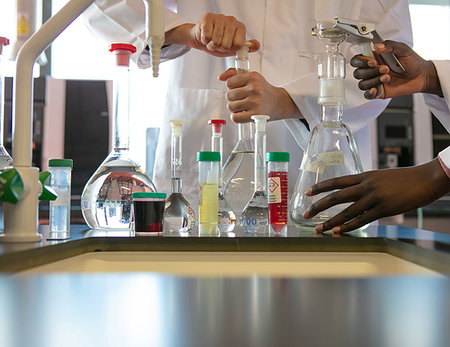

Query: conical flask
240;115;270;234
222;43;255;218
163;119;196;236
208;119;236;235
81;43;156;230
290;23;363;229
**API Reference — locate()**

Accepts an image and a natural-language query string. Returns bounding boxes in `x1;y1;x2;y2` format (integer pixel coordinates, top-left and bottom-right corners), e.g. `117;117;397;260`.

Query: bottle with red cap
208;119;236;235
81;43;156;231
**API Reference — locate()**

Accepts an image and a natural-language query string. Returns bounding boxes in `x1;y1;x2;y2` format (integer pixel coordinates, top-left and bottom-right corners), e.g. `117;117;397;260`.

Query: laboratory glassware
267;152;289;234
222;42;255;218
240;115;270;233
197;151;220;236
133;192;166;233
81;43;155;230
208;119;236;235
163;119;195;236
48;159;73;240
290;22;363;229
0;37;13;232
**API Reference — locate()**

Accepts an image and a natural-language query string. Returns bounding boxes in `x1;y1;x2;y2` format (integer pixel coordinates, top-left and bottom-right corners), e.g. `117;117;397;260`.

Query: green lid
49;159;73;167
0;168;24;204
266;152;290;162
196;151;220;162
132;192;166;199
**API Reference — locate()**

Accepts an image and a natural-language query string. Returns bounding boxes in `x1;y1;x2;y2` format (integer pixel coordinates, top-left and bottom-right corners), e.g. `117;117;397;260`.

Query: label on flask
304;151;344;173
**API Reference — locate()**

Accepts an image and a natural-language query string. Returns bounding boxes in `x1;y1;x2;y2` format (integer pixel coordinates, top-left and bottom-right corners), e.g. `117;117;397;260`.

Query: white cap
251;115;270;132
236;41;252;60
168;119;185;137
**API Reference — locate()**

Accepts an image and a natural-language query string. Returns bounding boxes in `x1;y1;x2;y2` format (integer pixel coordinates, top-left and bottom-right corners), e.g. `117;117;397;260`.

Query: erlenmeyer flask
208;119;236;235
290;23;363;229
240;115;270;233
81;43;155;230
222;43;255;218
163;119;195;236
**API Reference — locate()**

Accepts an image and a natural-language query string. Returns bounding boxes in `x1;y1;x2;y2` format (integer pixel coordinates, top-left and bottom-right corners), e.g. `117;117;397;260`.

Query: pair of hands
166;13;300;122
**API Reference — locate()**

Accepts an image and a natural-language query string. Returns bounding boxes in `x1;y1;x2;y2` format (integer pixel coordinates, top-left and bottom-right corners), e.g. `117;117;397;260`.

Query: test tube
48;159;73;240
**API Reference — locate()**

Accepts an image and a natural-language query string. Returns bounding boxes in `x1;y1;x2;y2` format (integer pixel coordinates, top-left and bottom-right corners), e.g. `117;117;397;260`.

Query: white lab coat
84;0;413;204
424;60;450;167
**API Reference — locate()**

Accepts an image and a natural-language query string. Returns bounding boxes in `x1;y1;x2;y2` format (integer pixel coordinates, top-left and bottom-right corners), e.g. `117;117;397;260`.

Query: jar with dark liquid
132;192;166;233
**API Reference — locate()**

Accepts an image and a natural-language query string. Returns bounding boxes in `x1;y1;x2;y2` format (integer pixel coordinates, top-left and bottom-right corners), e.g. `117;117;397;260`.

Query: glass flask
81;43;155;230
290;23;363;230
222;43;255;218
0;37;13;231
163;119;195;236
240;115;270;233
208;119;236;235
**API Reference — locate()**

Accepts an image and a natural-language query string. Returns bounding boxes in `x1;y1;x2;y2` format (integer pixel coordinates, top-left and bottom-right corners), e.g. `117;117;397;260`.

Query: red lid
208;119;227;126
0;37;9;47
109;43;136;53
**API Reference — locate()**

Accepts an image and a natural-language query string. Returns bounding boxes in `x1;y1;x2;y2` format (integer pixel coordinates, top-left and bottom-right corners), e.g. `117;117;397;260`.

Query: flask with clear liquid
208;119;236;235
81;43;155;230
290;23;363;229
222;42;255;218
163;119;195;236
240;115;270;233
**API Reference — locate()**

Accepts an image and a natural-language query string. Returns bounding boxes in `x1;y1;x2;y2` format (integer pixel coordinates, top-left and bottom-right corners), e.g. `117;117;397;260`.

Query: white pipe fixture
1;0;164;243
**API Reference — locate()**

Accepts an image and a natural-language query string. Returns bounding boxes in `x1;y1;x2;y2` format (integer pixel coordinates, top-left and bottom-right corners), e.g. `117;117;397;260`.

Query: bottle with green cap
47;159;73;239
197;151;220;236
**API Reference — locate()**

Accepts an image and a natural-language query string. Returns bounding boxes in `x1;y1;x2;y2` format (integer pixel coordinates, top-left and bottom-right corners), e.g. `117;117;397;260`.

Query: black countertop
0;224;449;347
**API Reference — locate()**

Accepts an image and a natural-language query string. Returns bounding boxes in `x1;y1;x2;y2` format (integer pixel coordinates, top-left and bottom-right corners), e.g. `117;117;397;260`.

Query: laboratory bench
0;224;449;347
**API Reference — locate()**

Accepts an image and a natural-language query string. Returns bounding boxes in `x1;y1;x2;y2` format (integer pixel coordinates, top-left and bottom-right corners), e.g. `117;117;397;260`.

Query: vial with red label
266;152;290;233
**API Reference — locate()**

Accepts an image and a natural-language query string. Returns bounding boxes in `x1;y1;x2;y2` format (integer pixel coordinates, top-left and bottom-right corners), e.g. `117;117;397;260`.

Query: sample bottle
208;119;236;235
133;192;166;233
222;42;255;218
267;152;289;233
81;43;155;230
290;23;363;229
197;151;220;236
48;159;73;240
240;115;270;233
164;119;195;236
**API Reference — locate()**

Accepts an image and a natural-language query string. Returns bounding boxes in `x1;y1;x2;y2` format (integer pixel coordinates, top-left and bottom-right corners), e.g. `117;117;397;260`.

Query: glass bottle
267;152;290;234
81;43;155;230
222;43;255;218
240;115;270;233
197;151;220;236
163;119;195;236
290;23;363;230
208;119;236;235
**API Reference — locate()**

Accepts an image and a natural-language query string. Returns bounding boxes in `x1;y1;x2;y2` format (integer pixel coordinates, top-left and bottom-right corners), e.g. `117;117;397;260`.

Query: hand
303;158;450;233
218;68;301;122
351;40;442;99
165;13;260;57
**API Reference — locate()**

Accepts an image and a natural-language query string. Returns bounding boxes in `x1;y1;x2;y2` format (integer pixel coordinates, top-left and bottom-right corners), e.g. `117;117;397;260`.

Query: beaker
208;119;236;235
240;115;270;233
290;23;363;230
222;43;255;218
163;119;195;236
81;43;155;230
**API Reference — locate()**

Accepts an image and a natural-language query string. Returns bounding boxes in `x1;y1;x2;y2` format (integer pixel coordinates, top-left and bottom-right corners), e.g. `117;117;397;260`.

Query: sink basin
17;251;440;277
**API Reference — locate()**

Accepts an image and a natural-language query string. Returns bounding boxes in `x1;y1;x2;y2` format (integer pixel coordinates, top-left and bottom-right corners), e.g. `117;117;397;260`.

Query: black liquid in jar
133;199;165;232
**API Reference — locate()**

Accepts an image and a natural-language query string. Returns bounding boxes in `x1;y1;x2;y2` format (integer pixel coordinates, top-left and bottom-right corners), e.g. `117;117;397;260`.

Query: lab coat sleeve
423;60;450;133
282;0;413;151
83;0;191;69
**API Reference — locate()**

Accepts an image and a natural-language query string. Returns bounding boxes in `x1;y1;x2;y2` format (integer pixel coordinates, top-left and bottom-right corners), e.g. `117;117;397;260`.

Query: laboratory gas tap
1;0;164;243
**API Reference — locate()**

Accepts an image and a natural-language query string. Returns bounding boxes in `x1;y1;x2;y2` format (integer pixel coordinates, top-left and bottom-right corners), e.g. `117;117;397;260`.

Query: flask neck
254;130;267;193
171;134;182;193
321;104;343;123
112;65;130;151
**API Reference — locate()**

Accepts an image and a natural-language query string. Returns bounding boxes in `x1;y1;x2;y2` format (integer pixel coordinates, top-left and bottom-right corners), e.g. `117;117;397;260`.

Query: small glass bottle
164;119;195;236
133;192;166;233
208;119;236;235
197;151;220;236
240;115;270;233
222;43;255;219
267;152;289;234
81;43;155;230
48;159;73;240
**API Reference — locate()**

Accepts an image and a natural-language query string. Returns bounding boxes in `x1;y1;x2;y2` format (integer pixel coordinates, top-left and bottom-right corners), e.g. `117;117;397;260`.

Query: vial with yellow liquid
197;151;220;236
